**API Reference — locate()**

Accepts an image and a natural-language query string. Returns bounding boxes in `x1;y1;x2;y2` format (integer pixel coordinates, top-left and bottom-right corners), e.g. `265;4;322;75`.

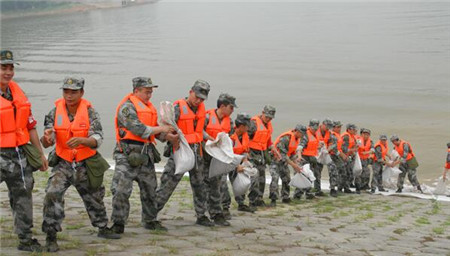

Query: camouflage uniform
396;142;420;190
327;132;342;190
371;144;385;190
269;134;294;201
111;98;165;227
355;136;373;191
41;105;109;234
155;102;207;218
339;133;355;191
293;134;316;199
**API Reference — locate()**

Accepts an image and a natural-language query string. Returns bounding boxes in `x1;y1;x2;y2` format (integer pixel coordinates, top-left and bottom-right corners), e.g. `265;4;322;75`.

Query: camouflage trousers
248;159;267;205
328;154;343;189
293;156;317;198
42;160;108;233
111;152;158;226
397;163;420;189
0;147;35;240
269;160;291;201
338;156;354;190
221;169;247;210
203;155;224;217
155;154;207;218
355;159;371;190
371;162;384;190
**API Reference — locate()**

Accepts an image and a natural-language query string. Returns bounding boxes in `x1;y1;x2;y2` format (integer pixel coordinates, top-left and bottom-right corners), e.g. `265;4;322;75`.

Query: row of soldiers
0;49;433;253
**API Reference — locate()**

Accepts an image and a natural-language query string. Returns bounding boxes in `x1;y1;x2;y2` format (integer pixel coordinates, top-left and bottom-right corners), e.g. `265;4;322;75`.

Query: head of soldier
346;123;357;135
360;128;371;140
188;79;210;107
217;93;237;118
132;77;158;103
235;113;251;136
61;77;84;108
261;105;275;123
333;120;342;134
309;119;320;133
294;124;307;139
390;135;400;146
0;50;17;88
321;118;333;132
379;135;388;146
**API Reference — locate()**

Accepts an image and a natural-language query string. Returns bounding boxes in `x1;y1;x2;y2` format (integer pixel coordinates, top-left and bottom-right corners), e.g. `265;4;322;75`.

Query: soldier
327;120;345;197
443;142;450;182
110;77;177;235
355;128;374;193
40;77;119;252
0;50;48;252
371;135;390;193
203;93;236;226
247;105;276;208
390;135;423;193
315;118;334;196
269;124;306;207
221;113;254;217
338;123;359;194
155;80;214;226
293;119;321;200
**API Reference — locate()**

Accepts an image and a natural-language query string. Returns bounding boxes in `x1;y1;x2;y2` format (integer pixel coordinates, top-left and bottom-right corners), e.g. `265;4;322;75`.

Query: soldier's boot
379;187;387;192
18;237;42;252
212;214;230;226
196;216;214;227
223;208;232;220
305;193;315;200
144;221;168;232
269;199;276;208
282;198;292;204
98;227;121;239
396;188;402;193
45;232;59;253
370;188;376;194
417;185;423;194
256;199;266;207
111;223;125;234
238;204;255;213
315;190;325;197
343;188;354;194
330;189;338;197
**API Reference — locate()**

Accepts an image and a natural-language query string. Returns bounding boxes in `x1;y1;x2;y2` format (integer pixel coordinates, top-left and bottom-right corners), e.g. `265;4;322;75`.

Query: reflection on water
1;2;449;183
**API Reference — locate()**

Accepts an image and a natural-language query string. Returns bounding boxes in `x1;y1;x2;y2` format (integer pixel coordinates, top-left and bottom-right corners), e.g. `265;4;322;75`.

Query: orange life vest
446;148;450;169
205;109;231;139
54;98;96;163
358;137;373;160
373;141;388;162
316;129;331;146
175;99;205;144
248;115;273;151
302;128;319;157
394;140;415;161
339;132;356;156
230;132;249;155
274;130;300;157
115;93;157;144
0;81;31;148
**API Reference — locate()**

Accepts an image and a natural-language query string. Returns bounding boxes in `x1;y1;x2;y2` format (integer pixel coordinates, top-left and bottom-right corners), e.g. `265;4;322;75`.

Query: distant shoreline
1;1;157;20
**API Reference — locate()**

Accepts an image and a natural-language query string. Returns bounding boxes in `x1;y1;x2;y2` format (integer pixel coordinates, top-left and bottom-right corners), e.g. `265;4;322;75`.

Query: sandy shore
1;169;449;256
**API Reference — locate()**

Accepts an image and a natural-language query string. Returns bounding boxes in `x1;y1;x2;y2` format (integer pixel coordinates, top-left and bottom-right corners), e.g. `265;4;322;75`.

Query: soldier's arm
402;143;410;160
276;135;290;161
341;135;350;155
299;135;308;154
247;119;257;139
203;113;214;140
374;145;384;163
328;135;338;153
117;101;153;141
87;107;103;149
40;107;56;148
229;119;235;135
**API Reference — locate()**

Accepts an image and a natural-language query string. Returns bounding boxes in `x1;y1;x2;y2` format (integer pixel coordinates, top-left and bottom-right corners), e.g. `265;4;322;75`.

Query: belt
120;139;145;146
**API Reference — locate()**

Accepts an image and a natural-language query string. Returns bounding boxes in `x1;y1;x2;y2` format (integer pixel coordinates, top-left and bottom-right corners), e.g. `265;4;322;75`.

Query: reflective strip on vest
302;129;319;157
175;99;205;144
248;115;272;151
205;109;231;139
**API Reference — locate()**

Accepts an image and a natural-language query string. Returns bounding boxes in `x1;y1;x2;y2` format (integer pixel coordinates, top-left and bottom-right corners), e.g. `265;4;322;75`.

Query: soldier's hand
294;164;303;173
66;137;85;148
39;154;49;171
43;128;55;145
161;125;175;134
237;165;245;173
166;133;180;151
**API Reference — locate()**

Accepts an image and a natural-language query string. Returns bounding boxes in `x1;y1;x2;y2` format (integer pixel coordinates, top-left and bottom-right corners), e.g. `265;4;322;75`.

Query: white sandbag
205;132;235;164
159;101;195;175
290;172;313;189
302;163;316;181
382;164;402;189
434;177;448;195
317;147;332;165
209;158;236;178
242;160;258;177
232;172;251;197
352;154;363;176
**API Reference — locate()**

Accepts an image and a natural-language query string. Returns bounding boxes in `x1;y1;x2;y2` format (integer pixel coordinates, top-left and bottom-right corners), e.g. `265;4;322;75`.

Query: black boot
417;185;423;194
238;204;255;213
18;237;42;252
143;221;168;231
344;188;354;194
212;214;230;226
98;227;121;239
396;188;402;193
223;208;232;220
330;189;338;197
269;199;276;207
282;198;292;204
45;232;59;252
111;223;125;234
315;190;325;197
196;216;214;227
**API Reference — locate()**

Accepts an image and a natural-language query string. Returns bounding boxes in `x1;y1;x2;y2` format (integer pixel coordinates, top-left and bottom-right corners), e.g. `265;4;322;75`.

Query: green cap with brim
1;50;19;65
60;77;84;90
133;77;159;89
192;79;210;100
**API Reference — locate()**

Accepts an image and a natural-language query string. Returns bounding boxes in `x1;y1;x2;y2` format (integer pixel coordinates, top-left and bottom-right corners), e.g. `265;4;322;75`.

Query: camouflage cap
390;135;399;142
218;93;238;108
360;128;371;135
60;77;84;90
1;50;19;65
346;123;357;130
447;142;450;148
333;120;342;127
295;124;307;133
322;118;333;128
235;112;251;126
132;77;158;89
192;79;210;100
379;135;388;141
309;119;320;128
263;105;276;118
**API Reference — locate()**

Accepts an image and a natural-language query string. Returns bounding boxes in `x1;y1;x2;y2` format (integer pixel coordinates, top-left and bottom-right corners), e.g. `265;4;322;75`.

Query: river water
1;2;449;184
